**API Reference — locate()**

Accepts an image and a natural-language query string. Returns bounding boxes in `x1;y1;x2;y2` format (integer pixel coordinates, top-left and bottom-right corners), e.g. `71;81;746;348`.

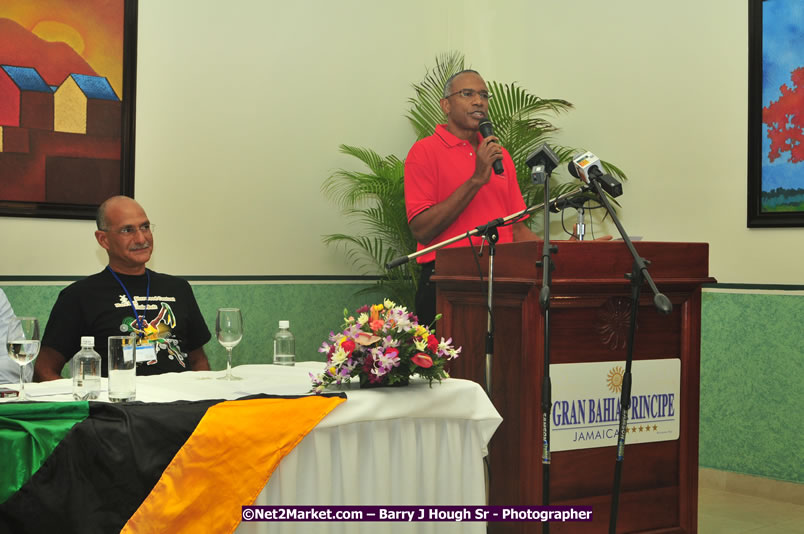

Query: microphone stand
535;171;558;533
473;219;500;399
575;205;586;240
583;175;672;534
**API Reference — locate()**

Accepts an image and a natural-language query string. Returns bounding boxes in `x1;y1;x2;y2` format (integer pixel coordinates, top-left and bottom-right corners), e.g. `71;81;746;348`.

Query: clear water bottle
273;320;295;366
73;336;101;400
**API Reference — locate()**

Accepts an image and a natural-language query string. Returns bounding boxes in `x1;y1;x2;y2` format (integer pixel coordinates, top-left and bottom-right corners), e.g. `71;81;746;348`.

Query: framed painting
747;0;804;227
0;0;137;220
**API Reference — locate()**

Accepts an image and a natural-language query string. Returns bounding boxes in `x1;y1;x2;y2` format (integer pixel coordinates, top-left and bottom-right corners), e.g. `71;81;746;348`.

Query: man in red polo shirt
405;69;540;325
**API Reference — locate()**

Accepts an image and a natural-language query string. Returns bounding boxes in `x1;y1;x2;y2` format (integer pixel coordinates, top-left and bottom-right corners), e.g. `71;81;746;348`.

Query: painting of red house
0;65;54;131
0;0;136;219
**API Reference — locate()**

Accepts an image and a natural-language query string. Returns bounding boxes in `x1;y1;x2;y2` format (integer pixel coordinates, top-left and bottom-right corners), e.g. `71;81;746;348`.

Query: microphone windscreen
567;161;581;179
654;294;673;315
478;119;494;138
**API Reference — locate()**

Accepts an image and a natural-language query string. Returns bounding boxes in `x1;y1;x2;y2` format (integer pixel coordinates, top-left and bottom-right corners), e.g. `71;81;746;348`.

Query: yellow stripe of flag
122;395;345;534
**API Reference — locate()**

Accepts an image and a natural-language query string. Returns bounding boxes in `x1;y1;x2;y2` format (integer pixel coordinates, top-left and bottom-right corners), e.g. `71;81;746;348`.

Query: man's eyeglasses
445;89;492;100
105;223;154;235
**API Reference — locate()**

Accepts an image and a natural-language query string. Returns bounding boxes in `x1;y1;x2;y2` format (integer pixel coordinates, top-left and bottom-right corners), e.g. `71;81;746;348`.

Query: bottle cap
80;336;94;347
279;320;290;329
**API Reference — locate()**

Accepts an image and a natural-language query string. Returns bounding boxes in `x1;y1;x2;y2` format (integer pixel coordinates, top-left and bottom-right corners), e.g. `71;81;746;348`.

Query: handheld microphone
526;143;559;185
568;151;623;198
477;118;504;175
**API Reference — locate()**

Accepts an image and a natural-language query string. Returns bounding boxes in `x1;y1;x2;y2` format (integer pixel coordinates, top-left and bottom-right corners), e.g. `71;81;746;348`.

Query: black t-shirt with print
42;268;211;376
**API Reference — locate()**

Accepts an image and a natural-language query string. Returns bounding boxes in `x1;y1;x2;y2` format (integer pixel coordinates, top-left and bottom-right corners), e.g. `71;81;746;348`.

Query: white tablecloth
4;363;502;533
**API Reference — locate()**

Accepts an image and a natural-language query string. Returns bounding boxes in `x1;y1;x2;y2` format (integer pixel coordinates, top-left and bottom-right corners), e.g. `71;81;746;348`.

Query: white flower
383;298;396;309
391;309;413;333
382;335;400;349
332;348;348;365
414;338;427;351
357;313;369;326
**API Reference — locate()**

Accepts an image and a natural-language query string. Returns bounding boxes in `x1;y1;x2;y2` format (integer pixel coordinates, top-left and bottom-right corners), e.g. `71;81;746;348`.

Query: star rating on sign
626;424;660;434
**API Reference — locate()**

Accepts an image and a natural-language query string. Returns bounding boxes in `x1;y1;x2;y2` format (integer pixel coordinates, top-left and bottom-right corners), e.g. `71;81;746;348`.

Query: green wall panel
699;291;804;484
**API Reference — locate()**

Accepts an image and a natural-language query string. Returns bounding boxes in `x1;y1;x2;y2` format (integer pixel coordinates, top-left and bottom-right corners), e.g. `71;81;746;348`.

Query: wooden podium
433;241;714;533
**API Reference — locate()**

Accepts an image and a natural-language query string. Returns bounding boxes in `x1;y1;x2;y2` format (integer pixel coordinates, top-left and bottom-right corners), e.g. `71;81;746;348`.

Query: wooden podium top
433;240;715;287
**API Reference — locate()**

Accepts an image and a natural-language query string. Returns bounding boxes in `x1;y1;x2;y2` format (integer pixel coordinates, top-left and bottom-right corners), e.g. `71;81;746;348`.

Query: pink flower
369;319;385;332
411;353;433;368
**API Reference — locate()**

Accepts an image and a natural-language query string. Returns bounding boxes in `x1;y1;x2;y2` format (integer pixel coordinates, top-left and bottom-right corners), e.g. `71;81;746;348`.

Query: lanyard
107;266;150;334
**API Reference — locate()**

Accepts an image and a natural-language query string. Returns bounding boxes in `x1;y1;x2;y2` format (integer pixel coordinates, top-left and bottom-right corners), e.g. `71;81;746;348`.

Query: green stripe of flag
0;401;89;503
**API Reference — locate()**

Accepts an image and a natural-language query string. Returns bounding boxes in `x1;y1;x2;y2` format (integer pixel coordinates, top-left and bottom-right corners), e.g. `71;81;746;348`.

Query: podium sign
550;359;681;452
433;241;714;534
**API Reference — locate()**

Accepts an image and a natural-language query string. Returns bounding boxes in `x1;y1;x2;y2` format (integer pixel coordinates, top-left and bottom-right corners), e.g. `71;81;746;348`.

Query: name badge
135;342;157;363
123;345;135;364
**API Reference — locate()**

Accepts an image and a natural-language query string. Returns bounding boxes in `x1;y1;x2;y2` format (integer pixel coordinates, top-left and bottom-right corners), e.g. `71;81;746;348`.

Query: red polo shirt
404;124;527;263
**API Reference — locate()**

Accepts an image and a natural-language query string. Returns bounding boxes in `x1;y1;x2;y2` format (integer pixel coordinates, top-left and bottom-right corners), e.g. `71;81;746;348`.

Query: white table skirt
6;363;502;534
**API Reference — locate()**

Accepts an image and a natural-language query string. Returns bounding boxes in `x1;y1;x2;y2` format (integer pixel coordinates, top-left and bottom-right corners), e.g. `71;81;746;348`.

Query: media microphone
568;151;623;198
568;151;605;183
526;143;559;185
478;118;504;175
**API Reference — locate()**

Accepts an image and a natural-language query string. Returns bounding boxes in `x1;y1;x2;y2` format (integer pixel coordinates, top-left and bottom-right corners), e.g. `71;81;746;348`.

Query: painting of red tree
749;0;804;225
763;66;803;164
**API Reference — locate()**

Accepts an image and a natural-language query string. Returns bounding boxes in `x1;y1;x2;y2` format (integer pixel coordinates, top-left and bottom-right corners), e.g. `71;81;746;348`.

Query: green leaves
406;51;464;140
322;145;419;306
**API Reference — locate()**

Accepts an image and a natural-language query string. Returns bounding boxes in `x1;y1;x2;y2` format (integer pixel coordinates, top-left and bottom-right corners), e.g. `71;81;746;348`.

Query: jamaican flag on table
0;394;345;534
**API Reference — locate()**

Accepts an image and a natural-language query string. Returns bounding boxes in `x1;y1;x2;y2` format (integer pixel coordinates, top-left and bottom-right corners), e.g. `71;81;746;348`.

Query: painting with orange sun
0;0;137;219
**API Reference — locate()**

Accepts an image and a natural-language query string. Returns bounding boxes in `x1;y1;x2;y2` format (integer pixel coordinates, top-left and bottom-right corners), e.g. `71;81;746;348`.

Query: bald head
97;196;142;230
94;196;153;274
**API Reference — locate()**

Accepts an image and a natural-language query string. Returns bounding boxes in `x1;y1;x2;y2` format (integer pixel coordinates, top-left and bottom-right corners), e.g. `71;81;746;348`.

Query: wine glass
6;317;41;400
216;308;243;381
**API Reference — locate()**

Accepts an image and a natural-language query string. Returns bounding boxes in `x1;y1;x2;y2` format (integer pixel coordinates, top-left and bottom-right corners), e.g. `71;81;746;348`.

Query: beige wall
484;0;801;286
1;0;800;284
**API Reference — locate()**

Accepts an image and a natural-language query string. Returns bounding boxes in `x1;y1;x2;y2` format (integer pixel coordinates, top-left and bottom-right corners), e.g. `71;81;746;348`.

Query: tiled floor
698;487;804;533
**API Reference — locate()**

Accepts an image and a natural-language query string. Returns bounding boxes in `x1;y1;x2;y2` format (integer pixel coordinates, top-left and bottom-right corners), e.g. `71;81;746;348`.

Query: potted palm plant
323;51;626;311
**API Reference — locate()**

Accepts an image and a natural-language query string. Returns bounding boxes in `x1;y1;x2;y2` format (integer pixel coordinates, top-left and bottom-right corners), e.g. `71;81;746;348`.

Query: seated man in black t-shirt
34;196;211;381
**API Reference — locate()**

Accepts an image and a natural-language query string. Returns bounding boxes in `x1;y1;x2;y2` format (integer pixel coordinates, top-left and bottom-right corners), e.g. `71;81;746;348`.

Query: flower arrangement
311;299;461;393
